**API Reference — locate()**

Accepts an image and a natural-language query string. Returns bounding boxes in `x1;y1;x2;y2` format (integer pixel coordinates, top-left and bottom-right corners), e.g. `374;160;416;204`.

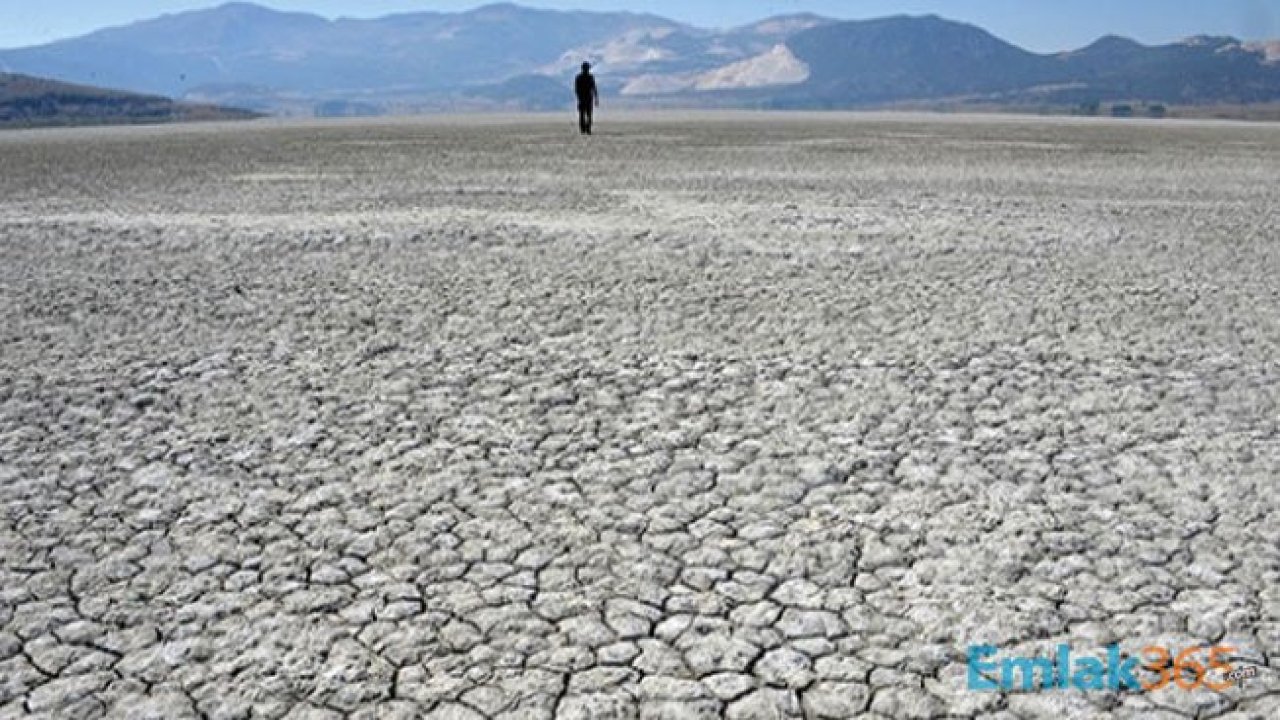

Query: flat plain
0;112;1277;719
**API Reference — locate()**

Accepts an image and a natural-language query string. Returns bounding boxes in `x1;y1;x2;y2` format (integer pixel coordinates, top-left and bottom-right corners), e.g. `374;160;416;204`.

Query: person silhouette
575;62;599;135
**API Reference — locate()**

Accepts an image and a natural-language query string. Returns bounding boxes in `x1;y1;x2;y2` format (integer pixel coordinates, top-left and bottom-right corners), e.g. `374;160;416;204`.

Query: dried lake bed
0;113;1277;718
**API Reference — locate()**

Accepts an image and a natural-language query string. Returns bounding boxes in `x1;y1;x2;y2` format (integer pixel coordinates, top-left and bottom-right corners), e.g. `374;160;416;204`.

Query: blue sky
2;1;1278;51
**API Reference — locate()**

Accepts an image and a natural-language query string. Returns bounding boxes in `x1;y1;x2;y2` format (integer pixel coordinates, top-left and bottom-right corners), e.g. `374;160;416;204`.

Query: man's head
581;62;592;73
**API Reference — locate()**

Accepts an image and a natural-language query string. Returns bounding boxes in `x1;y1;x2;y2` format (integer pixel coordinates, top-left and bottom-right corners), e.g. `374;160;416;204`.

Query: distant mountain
2;2;1279;115
0;72;259;128
780;15;1060;105
0;2;684;100
752;17;1280;109
1051;34;1280;104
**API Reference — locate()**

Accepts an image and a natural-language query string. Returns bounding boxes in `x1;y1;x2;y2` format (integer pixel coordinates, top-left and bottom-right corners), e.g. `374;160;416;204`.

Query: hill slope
0;73;260;128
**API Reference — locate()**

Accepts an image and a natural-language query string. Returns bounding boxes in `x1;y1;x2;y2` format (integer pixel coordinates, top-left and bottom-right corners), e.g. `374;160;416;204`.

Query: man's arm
593;79;600;107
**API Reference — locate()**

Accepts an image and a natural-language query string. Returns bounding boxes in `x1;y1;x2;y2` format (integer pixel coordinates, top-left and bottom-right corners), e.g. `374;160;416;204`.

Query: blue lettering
1072;657;1106;690
1003;656;1056;691
967;645;1000;691
1107;645;1142;690
1057;644;1071;688
1115;656;1142;690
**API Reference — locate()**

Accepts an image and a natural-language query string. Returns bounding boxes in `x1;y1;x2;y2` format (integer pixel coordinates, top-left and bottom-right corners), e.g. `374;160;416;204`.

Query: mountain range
2;2;1279;116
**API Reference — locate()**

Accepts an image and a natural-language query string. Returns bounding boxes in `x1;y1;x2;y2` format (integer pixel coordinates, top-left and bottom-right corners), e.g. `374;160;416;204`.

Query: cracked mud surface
1;113;1277;719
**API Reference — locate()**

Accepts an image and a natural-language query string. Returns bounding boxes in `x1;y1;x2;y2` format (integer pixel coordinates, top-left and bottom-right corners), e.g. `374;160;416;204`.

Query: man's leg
578;106;589;134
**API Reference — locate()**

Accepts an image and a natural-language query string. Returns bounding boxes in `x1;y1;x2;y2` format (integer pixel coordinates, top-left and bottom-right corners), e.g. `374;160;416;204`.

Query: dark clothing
575;70;598;134
575;71;597;106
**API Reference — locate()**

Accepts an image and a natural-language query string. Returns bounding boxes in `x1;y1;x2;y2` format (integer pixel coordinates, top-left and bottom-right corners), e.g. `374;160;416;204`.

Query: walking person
575;62;599;135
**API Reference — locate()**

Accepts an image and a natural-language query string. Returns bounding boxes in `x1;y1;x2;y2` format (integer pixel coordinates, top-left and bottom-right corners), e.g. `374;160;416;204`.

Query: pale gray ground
0;113;1277;719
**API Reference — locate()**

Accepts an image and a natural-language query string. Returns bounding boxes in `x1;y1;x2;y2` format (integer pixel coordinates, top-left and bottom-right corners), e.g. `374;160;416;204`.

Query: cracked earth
0;113;1277;719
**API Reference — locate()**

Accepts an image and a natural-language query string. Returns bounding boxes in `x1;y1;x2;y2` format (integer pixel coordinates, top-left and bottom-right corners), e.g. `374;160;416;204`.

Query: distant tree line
1074;100;1167;118
0;92;257;128
0;95;175;125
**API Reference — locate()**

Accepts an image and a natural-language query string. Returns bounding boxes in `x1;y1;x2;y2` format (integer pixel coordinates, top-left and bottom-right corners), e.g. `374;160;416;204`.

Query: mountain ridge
2;2;1278;115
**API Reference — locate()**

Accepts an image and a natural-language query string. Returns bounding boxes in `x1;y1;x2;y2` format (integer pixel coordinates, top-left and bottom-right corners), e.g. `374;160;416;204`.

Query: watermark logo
967;644;1259;693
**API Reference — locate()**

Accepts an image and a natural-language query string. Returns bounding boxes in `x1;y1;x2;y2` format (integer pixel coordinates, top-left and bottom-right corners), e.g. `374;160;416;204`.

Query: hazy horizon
2;0;1278;53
